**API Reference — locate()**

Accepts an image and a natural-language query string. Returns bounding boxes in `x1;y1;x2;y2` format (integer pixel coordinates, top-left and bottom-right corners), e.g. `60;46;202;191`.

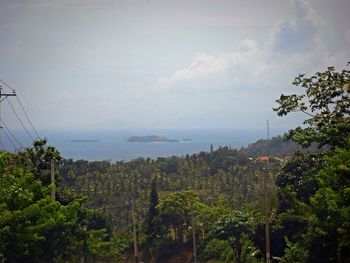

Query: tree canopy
273;64;350;262
274;64;350;148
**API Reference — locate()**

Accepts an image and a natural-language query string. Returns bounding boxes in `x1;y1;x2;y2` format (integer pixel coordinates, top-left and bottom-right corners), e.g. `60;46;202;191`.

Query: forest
1;65;349;263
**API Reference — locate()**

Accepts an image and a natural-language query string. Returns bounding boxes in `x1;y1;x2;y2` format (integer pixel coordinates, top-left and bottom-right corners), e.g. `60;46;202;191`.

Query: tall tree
145;177;159;242
273;64;350;148
273;64;350;262
18;139;62;185
212;210;255;263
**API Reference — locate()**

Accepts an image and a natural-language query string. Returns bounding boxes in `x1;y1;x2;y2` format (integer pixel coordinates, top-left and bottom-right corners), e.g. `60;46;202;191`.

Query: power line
5;97;35;141
0;85;17;151
16;96;40;139
0;79;16;92
0;97;9;102
0;80;40;139
2;128;18;152
1;119;23;148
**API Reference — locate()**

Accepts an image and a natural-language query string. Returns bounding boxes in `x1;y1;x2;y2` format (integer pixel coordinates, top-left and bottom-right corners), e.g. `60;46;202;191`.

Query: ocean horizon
8;128;287;162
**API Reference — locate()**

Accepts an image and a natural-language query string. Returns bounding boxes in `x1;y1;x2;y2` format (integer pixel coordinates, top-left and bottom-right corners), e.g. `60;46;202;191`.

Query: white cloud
160;39;260;87
160;0;349;94
239;38;258;52
269;0;322;53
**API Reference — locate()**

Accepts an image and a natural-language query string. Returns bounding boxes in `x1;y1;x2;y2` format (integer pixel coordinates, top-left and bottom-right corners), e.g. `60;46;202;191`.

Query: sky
1;0;349;132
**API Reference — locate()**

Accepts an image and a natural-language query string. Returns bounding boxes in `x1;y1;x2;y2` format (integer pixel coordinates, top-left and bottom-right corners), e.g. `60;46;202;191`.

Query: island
127;135;179;143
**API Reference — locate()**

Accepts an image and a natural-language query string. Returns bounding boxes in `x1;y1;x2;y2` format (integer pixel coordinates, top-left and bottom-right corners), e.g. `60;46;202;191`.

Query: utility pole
266;119;270;140
0;86;16;149
191;204;197;263
131;200;139;263
130;172;139;263
51;159;56;201
263;168;271;263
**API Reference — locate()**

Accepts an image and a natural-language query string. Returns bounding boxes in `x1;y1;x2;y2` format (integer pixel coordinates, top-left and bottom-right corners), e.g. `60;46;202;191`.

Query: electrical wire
0;79;40;139
1;119;23;148
5;98;35;141
0;79;16;92
2;128;18;152
16;96;40;139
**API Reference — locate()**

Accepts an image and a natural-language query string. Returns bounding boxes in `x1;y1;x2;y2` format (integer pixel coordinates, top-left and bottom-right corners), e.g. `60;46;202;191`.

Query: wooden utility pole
264;170;271;263
131;200;139;263
0;86;16;149
191;205;197;263
51;159;56;201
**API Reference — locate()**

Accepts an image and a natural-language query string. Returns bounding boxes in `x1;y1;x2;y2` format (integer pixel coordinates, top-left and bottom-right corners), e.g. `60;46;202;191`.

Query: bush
203;239;231;260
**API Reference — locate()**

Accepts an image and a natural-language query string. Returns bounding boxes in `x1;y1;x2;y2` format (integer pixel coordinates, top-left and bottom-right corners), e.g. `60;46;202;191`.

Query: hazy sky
1;0;349;131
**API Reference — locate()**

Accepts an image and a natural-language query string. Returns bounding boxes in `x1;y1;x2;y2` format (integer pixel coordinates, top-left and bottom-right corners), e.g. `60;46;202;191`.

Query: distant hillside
239;135;309;157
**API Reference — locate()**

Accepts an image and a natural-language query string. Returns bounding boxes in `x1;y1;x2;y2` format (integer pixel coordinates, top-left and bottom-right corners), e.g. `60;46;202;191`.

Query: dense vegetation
0;140;129;262
1;64;349;262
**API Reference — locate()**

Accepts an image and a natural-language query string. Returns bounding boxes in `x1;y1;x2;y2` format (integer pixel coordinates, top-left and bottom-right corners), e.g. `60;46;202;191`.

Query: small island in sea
127;135;179;143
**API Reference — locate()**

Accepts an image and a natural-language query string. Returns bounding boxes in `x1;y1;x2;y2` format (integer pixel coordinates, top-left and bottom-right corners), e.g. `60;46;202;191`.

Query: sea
12;128;286;162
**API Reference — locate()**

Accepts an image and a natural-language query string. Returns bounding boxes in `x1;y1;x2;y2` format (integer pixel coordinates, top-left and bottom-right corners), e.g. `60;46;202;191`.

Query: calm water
14;128;285;161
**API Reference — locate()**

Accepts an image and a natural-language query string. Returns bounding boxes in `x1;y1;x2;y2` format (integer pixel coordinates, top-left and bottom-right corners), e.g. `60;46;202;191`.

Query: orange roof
257;156;269;161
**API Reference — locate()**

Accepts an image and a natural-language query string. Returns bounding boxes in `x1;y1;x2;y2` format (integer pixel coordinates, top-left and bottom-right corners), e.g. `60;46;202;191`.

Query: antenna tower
266;119;270;140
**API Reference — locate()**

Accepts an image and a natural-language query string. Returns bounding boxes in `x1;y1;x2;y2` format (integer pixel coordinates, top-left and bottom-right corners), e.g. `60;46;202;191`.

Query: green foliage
240;238;262;263
144;177;159;242
278;238;308;263
305;138;350;262
157;190;205;243
0;152;82;262
0;143;128;262
87;229;129;259
273;64;350;262
212;211;255;263
56;139;281;261
213;211;254;240
203;239;231;261
203;238;262;263
274;64;350;148
276;151;323;209
20;139;62;184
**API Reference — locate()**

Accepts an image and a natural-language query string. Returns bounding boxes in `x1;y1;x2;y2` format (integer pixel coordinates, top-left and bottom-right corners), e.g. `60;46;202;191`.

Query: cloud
159;0;350;96
270;0;321;53
160;39;260;87
239;38;258;52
